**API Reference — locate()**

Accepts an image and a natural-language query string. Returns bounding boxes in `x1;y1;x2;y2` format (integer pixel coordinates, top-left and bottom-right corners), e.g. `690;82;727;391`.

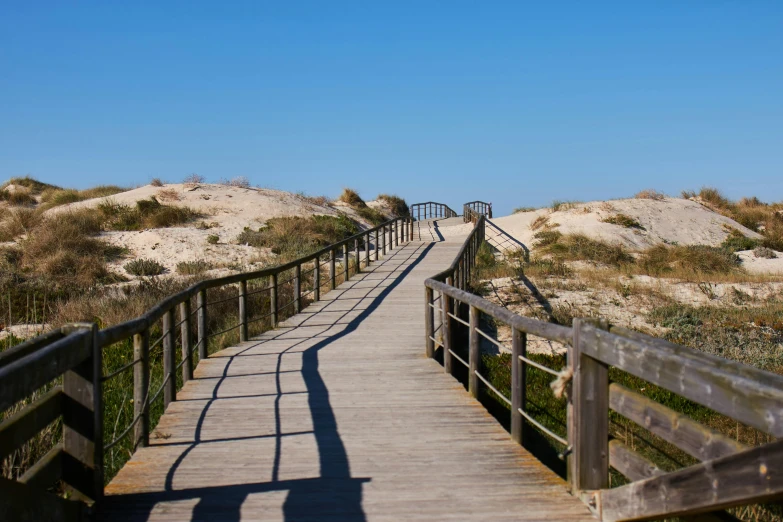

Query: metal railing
410;201;458;221
0;215;414;520
424;217;783;521
463;200;492;223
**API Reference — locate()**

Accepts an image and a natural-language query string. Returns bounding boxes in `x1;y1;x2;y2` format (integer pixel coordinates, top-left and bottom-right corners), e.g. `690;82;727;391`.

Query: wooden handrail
410;202;458;221
423;219;783;521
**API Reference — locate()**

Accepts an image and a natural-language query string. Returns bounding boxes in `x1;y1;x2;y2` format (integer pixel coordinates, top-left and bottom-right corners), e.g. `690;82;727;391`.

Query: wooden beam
608;439;664;482
0;386;63;461
609;383;744;462
19;443;63;489
600;438;783;521
0;476;84;522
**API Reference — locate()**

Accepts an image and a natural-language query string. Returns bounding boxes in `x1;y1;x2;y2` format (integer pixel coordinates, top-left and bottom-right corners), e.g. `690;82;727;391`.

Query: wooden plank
570;318;609;492
19;442;63;489
579;324;783;437
600;438;783;521
608;439;663;482
609;383;744;461
0;328;64;369
0;386;63;461
0;329;91;411
0;476;85;522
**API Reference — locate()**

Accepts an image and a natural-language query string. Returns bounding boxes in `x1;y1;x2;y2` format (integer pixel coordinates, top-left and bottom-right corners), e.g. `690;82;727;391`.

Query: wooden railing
410;201;458;221
0;215;414;520
463;200;492;223
424;217;783;521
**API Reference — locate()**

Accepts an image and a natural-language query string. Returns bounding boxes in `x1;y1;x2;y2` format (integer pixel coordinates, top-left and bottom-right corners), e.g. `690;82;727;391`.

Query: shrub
639;244;741;276
635;189;666;201
183;173;205;184
754;246;777;259
238;214;359;260
697;187;731;209
219;176;250;188
721;229;759;253
539;233;634;267
124;258;166;276
533;230;562;247
39;188;81;206
206;234;219;245
601;213;645;230
98;197;199;231
176;260;213;275
357;206;386;225
0;188;37;206
150;178;164;187
156;188;181;202
377;194;410;217
339;188;366;207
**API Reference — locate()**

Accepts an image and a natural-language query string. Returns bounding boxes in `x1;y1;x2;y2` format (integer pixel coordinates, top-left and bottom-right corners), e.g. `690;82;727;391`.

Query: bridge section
99;238;594;521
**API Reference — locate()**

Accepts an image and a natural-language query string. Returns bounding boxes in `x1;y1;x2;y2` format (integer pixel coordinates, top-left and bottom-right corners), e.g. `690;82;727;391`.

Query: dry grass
634;189;666;201
639;244;741;276
0;188;37;206
98;197;200;230
377;194;410;217
124;258;166;276
0;208;42;241
601;213;645;230
150;178;165;187
219;176;250;188
537;232;634;267
183;173;205;184
513;206;538;214
1;176;60;194
176;260;213;275
156;188;181;202
39;185;128;208
298;193;332;207
339;188;366;207
530;215;549;230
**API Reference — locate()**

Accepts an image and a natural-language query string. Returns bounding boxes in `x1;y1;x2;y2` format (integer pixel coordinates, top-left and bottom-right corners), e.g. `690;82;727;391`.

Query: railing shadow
99;243;434;521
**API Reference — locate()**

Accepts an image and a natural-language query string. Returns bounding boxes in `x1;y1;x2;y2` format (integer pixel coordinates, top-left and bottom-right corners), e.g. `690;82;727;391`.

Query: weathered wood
355;239;361;273
0;328;64;369
442;282;453;374
0;330;91;412
133;329;149;449
0;476;85;522
313;258;320;301
343;244;350;281
62;323;102;501
609;383;744;462
601;438;783;521
19;443;63;489
511;328;526;445
179;300;193;382
579;323;783;437
425;286;434;358
469;305;480;398
270;273;278;328
197;289;207;360
294;264;301;313
608;439;663;482
374;229;379;261
329;249;336;289
239;280;248;342
365;232;370;266
569;318;609;494
0;386;63;461
162;310;176;409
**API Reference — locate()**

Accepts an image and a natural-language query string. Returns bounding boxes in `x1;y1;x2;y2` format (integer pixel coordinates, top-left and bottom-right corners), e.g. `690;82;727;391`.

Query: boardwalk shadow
99;243;433;522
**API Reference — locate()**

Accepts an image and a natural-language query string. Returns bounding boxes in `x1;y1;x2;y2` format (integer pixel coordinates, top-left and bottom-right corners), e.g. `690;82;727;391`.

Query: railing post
375;229;380;260
343;243;350;281
425;286;434;358
180;300;193;382
294;264;301;313
163;309;176;408
330;249;337;289
133;328;150;449
511;328;527;445
382;225;387;256
239;280;248;342
314;258;320;302
365;232;370;266
443;277;453;375
568;318;610;495
270;273;278;328
469;305;480;398
61;323;103;501
355;238;360;273
197;289;208;360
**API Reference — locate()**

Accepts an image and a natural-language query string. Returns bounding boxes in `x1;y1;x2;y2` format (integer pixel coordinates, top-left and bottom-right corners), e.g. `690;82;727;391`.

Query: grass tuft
176;260;213;275
639;244;741;276
124;258;166;276
601;213;645;230
635;189;666;201
377;194;410;217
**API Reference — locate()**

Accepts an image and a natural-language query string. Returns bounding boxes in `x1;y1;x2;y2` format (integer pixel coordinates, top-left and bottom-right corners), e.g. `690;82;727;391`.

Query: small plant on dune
696;187;732;210
513;206;538;214
339;188;366;208
635;189;666;201
206;234;219;245
638;244;741;276
754;246;777;259
183;173;205;184
196;221;219;230
377;194;410;217
357;206;386;225
176;259;213;275
538;232;633;267
98;197;200;231
156;188;181;202
238;214;359;260
219;176;251;188
0;208;43;241
601;213;645;230
298;193;332;207
533;230;562;247
79;185;127;199
0;188;37;206
124;258;166;276
721;228;759;253
150;178;165;187
551;200;579;212
530;215;549;231
2;176;61;194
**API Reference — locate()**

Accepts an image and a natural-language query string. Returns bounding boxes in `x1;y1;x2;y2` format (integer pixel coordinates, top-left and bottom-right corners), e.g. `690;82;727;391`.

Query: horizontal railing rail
463;200;492;223
410;201;458;221
1;214;414;520
423;217;783;521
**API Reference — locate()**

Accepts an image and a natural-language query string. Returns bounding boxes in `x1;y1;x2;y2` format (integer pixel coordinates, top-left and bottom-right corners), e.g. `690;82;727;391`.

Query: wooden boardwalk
100;239;595;521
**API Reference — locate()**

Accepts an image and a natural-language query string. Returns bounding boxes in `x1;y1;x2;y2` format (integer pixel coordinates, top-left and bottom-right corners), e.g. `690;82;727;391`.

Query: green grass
601;213;645;230
97;197;200;231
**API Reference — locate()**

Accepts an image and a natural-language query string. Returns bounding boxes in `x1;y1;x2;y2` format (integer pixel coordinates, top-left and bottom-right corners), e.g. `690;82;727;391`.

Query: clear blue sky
2;2;782;216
